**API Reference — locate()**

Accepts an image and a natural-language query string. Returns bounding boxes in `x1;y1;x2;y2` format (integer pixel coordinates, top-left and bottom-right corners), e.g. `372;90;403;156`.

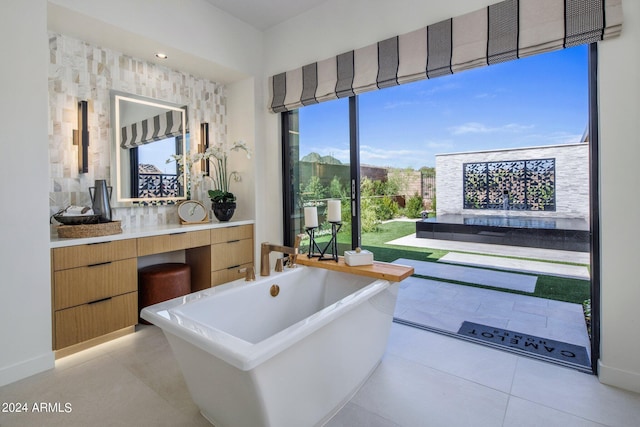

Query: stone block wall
435;144;590;220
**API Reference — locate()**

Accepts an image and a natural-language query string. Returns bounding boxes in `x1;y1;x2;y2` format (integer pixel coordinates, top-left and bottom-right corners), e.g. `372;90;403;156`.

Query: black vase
212;201;236;221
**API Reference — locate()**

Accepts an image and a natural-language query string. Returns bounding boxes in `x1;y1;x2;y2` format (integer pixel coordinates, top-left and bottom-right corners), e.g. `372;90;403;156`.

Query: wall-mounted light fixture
73;100;89;174
200;122;209;176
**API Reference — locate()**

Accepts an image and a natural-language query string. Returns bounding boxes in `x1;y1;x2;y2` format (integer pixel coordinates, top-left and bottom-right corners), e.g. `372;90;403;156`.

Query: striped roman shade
120;109;186;149
269;0;623;113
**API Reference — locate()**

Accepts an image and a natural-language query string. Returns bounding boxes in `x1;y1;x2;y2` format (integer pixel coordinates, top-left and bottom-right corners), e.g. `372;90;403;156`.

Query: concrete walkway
439;252;590;280
387;234;590;264
394;258;537;293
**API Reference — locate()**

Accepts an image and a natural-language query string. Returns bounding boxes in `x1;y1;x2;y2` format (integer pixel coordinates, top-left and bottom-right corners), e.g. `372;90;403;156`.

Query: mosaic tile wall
48;33;227;229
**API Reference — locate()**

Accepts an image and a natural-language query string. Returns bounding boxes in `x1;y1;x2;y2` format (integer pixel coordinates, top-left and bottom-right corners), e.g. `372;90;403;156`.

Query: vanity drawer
54;292;138;350
53;258;137;310
211;225;253;244
211;262;253;287
137;230;210;256
52;239;137;271
211;238;253;271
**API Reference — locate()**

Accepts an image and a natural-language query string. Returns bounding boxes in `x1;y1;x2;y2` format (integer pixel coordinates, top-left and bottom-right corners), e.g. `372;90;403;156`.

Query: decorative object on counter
51;205;100;225
73;100;89;174
204;140;251;221
177;200;209;224
304;204;341;262
89;179;113;222
56;220;123;238
344;247;374;266
170;137;251;221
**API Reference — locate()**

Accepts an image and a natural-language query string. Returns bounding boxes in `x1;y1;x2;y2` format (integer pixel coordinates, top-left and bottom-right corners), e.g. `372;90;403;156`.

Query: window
283;45;587;245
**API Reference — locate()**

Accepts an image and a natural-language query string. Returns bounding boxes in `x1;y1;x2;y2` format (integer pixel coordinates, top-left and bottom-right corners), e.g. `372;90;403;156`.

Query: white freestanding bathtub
141;265;399;427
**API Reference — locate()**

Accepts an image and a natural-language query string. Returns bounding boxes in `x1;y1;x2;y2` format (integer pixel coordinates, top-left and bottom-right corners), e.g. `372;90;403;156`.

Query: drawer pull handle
88;297;112;305
227;239;240;243
227;264;241;270
87;261;112;268
170;232;187;236
88;241;111;246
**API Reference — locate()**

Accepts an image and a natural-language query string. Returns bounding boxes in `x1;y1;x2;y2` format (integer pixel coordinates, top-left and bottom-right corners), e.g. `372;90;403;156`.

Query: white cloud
449;122;534;135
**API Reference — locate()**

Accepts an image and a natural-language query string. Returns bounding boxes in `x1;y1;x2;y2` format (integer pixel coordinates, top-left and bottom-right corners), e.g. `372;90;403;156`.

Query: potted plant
204;140;251;221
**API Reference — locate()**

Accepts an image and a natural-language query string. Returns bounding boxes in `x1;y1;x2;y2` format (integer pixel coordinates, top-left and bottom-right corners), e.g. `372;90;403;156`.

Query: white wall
263;0;640;392
597;0;640;393
0;0;54;386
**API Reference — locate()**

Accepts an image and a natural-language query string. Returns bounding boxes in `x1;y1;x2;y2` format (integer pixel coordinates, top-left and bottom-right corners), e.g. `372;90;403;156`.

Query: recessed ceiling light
155;52;168;59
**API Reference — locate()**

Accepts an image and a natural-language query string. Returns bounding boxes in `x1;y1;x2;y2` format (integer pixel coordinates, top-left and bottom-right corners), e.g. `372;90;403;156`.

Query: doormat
457;321;590;368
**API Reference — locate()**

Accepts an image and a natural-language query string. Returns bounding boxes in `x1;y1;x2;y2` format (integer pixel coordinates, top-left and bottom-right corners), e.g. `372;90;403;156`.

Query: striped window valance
269;0;623;113
120;109;186;149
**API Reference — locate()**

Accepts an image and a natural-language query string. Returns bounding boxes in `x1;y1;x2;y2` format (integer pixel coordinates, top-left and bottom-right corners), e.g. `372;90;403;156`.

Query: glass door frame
282;97;361;249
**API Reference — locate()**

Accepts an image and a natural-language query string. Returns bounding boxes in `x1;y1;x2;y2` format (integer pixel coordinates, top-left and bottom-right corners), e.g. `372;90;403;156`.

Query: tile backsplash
48;33;226;229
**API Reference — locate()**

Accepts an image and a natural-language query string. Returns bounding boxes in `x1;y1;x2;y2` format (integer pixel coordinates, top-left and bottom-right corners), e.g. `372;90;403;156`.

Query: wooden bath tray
296;256;414;282
56;220;123;238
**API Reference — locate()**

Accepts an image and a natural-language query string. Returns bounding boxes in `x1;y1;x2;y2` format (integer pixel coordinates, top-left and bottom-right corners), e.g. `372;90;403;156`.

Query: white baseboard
0;352;54;387
598;359;640;393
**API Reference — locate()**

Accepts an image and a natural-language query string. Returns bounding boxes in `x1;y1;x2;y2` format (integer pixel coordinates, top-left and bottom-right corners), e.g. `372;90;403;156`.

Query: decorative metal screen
463;158;555;211
138;173;179;198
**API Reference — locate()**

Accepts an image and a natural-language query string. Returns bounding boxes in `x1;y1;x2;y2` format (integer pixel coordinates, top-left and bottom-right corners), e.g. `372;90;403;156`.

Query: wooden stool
138;263;191;324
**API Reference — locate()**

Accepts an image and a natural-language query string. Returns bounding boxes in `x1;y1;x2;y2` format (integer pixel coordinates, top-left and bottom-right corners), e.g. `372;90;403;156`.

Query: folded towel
63;206;94;216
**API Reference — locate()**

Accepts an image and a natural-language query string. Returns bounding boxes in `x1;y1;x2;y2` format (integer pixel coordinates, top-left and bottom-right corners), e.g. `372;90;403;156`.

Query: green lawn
307;220;590;304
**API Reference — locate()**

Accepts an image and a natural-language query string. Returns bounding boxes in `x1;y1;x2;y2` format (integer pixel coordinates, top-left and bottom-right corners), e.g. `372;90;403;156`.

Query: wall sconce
73;100;89;174
200;122;209;175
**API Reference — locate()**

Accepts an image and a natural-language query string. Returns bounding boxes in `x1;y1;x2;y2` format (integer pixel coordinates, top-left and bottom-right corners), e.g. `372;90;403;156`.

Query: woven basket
56;220;122;238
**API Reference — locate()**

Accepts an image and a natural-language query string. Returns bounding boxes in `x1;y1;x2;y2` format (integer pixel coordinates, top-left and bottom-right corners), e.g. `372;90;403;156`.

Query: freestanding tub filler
141;265;399;427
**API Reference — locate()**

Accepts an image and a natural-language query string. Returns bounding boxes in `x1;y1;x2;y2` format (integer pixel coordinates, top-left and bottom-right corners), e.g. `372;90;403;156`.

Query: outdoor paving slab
393;258;537;293
439;252;590;280
394;276;591;353
386;234;590;264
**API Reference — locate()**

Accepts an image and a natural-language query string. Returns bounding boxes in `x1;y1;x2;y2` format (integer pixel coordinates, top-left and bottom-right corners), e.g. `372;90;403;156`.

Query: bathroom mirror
111;91;189;205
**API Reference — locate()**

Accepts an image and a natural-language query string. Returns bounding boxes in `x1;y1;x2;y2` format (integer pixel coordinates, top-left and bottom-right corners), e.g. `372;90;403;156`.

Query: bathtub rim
141;266;394;371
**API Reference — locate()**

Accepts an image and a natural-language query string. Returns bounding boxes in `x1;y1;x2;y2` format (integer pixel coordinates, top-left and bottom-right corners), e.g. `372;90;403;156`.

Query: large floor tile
387;323;518;393
0;352;209;427
503;396;607;427
325;402;401;427
350;353;509;427
511;357;640;426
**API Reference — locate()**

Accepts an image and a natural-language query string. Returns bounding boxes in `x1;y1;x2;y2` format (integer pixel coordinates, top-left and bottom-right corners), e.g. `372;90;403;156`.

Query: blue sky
299;44;588;168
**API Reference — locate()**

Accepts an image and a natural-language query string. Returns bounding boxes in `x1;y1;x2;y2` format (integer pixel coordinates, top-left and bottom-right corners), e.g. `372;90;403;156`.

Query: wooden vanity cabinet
50;223;254;354
187;224;254;290
51;240;138;351
136;229;210;256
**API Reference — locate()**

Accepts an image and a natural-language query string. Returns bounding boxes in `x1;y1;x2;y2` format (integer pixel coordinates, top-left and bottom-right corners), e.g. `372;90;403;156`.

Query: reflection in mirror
112;92;189;204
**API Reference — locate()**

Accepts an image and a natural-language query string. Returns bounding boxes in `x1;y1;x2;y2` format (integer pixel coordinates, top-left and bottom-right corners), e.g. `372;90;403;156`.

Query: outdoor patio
386;233;592;371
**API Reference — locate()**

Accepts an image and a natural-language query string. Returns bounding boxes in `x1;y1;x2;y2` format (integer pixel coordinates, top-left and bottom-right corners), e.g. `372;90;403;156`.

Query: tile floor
2;323;639;427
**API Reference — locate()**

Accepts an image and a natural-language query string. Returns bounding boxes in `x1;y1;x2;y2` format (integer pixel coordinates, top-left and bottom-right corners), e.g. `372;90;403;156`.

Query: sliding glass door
282;98;356;253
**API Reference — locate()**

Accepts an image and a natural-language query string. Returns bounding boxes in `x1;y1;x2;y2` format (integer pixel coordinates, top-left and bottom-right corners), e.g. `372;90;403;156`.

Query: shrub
405;193;424;218
375;196;400;220
360;197;380;232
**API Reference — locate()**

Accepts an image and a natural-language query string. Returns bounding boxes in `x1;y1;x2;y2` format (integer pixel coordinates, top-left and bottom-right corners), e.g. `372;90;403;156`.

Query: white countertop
50;218;255;248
